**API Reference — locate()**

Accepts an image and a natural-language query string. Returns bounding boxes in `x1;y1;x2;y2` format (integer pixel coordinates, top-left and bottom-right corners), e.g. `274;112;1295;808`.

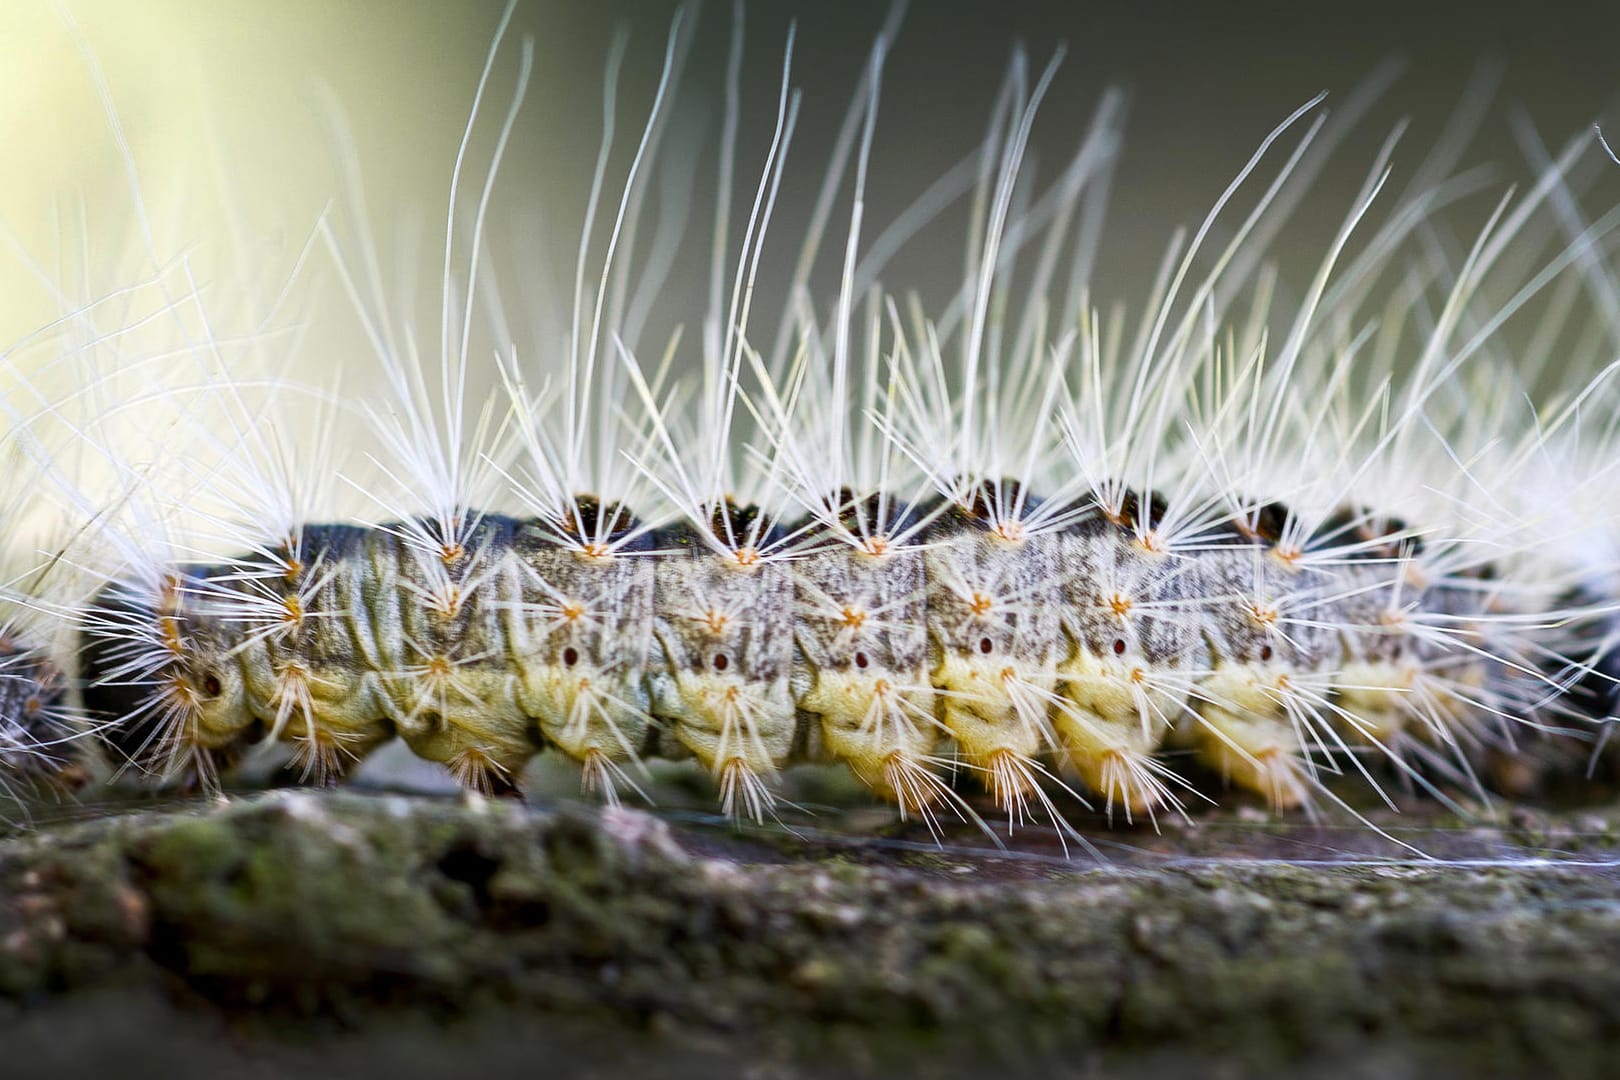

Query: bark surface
3;786;1619;1078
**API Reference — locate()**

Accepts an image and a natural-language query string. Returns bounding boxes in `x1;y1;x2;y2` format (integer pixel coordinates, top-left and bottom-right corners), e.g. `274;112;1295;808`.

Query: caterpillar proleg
7;2;1620;852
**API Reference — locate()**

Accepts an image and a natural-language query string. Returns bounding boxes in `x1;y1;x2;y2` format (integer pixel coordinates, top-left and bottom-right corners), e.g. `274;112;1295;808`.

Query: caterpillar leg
1053;642;1179;820
1052;689;1185;823
802;667;940;804
388;693;537;798
1193;665;1313;811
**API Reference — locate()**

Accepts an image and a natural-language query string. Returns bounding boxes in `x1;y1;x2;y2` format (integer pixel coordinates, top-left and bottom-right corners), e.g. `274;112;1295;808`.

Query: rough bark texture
2;786;1619;1078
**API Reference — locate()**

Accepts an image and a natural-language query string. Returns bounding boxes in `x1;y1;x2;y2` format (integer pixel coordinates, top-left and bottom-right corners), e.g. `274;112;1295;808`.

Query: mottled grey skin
1192;544;1336;670
1416;573;1495;668
922;521;1068;673
507;523;655;687
1058;517;1210;672
791;544;930;688
1328;559;1409;664
370;518;519;678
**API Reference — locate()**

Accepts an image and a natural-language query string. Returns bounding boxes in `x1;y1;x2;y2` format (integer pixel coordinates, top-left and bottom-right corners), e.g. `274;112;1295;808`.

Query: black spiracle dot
854;651;869;669
201;672;223;698
1112;638;1127;656
1260;644;1274;662
978;637;993;655
562;646;579;667
713;652;729;672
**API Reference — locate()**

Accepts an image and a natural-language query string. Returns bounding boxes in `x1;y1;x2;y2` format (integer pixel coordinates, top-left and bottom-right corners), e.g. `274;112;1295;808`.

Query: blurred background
0;0;1616;418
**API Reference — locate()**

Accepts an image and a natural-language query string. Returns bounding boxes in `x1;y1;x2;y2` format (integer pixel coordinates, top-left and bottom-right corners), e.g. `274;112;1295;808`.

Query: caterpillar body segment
1308;534;1421;748
920;496;1075;825
1182;533;1342;811
1053;512;1206;822
646;514;799;820
505;502;658;804
787;498;941;815
266;524;401;784
357;517;536;794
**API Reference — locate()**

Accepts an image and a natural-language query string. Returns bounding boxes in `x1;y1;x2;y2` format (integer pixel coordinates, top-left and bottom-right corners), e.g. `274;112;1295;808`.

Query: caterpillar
5;2;1620;849
0;439;82;810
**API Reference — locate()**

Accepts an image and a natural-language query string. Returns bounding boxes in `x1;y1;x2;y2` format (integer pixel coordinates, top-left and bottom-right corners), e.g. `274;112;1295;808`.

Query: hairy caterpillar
6;2;1620;850
0;456;81;809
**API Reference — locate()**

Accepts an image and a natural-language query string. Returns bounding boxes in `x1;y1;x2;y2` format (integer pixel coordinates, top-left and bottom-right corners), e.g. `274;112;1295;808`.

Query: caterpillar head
166;626;254;753
81;574;255;786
